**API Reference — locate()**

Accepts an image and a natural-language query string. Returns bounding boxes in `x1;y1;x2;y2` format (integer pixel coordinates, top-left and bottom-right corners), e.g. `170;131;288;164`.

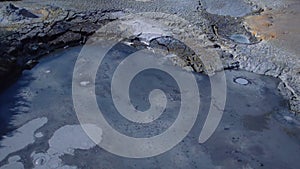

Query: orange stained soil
245;3;299;40
244;1;299;54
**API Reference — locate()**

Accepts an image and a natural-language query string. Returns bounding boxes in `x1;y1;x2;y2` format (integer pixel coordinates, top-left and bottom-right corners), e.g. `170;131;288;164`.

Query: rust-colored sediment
244;1;299;54
244;11;277;40
245;5;299;41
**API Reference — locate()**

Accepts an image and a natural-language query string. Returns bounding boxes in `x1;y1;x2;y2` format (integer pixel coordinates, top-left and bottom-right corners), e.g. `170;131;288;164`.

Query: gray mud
0;0;299;168
0;46;299;169
0;0;299;113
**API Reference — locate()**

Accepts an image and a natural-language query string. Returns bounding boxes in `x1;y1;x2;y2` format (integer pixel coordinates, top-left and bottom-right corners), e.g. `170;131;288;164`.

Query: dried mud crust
91;12;300;114
237;0;300;113
194;0;300;114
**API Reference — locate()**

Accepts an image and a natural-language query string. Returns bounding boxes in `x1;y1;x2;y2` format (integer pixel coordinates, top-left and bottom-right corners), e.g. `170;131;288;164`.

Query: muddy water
0;46;299;169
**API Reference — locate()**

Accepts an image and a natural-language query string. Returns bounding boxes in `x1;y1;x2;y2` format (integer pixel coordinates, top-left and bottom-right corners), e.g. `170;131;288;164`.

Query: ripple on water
33;155;47;166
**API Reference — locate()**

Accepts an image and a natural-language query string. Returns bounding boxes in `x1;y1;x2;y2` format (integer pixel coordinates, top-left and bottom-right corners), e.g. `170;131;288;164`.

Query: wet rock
24;60;39;70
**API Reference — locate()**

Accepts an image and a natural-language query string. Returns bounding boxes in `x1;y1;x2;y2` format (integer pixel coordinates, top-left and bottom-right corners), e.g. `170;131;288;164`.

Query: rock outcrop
0;3;122;90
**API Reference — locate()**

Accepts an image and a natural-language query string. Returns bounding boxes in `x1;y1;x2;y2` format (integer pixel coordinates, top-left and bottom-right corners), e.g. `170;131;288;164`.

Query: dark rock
18;8;39;18
2;3;38;22
150;36;203;72
50;32;82;47
7;3;19;11
24;59;39;70
79;23;99;35
0;7;120;93
47;22;70;38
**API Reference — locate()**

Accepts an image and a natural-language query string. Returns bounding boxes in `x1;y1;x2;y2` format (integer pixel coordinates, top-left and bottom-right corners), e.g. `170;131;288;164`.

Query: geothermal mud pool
0;46;299;169
0;0;299;168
